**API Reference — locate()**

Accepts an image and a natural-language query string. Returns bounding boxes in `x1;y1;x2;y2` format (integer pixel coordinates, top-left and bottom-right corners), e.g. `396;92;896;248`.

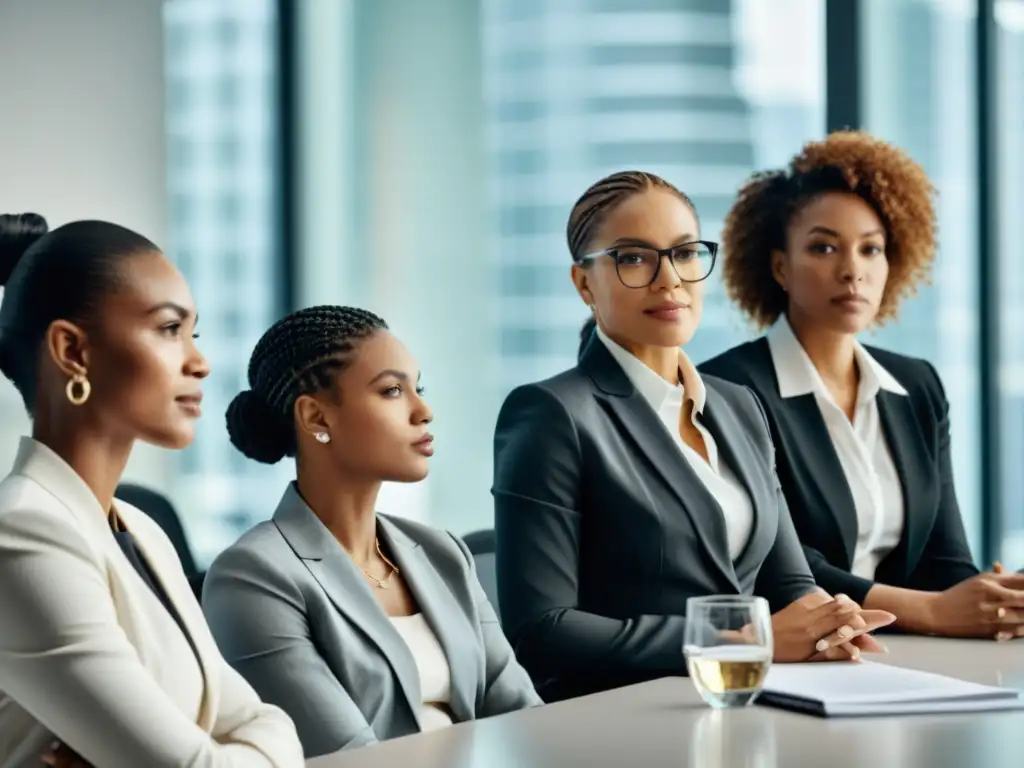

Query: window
294;0;826;536
996;0;1024;563
860;0;982;554
163;0;289;566
485;0;826;379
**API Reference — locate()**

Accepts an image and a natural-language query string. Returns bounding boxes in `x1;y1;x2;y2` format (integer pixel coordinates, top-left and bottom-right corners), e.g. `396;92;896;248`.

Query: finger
808;643;860;662
858;609;897;629
995;630;1014;642
982;584;1024;609
993;561;1005;574
41;757;55;767
815;622;860;652
837;641;861;660
805;593;850;617
980;605;1024;624
991;573;1024;590
851;633;888;653
808;599;861;646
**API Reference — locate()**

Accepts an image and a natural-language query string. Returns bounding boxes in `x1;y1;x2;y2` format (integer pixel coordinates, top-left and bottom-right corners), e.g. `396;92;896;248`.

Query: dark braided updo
226;305;388;464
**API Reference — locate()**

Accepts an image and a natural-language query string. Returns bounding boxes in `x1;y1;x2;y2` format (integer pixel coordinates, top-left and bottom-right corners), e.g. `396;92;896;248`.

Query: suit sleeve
905;363;979;590
0;507;303;768
203;547;377;758
493;383;694;693
798;545;875;604
745;388;819;611
448;534;544;714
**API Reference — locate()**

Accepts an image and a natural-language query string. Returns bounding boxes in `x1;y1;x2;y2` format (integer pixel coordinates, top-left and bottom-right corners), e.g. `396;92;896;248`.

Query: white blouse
767;315;906;580
389;613;454;731
596;326;754;560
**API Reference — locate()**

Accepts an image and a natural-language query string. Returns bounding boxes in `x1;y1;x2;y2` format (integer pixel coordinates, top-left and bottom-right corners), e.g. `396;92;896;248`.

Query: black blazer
492;334;817;701
700;338;978;604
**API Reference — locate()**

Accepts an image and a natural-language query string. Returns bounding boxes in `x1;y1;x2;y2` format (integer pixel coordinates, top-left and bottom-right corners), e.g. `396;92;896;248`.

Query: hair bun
225;390;292;464
0;213;48;287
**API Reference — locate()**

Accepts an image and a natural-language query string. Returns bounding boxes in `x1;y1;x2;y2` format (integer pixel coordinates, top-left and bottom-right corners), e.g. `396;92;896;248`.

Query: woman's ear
294;394;330;440
770;249;789;293
45;320;90;378
570;264;595;306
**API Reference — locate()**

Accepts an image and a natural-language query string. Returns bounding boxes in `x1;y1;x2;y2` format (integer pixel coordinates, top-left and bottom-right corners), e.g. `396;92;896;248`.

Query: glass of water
683;595;773;709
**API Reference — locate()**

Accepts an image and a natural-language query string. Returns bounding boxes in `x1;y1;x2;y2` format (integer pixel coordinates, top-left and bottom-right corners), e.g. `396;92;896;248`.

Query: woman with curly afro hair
701;131;1024;640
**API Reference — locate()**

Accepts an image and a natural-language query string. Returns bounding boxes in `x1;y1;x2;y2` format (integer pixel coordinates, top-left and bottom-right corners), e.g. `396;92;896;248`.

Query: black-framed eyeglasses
575;240;718;288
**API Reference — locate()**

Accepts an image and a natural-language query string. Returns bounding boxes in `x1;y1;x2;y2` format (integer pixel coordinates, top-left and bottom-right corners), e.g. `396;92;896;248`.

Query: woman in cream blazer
0;215;301;768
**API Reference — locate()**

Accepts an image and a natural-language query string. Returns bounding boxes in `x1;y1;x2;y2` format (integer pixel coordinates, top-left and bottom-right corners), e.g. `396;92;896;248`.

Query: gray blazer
493;332;818;701
202;485;541;758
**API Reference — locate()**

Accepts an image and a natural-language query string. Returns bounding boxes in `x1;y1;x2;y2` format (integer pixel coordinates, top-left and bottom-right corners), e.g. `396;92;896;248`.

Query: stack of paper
760;661;1022;717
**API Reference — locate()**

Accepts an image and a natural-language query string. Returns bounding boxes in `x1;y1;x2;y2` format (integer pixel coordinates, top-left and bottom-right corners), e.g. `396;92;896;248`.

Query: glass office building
147;0;1018;565
163;0;288;564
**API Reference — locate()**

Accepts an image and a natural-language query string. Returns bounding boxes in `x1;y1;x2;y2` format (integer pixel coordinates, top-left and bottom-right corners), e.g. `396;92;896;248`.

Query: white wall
0;0;169;488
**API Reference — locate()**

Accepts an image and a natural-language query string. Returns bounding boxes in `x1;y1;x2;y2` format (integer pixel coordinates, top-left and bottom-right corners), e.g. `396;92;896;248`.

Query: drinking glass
683;595;773;709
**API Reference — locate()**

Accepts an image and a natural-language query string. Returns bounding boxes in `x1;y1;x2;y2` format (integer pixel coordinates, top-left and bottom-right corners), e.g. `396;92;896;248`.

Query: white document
760;661;1023;717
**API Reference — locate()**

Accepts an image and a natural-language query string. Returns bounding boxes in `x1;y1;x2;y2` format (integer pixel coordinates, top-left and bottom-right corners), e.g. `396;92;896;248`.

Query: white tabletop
307;636;1024;768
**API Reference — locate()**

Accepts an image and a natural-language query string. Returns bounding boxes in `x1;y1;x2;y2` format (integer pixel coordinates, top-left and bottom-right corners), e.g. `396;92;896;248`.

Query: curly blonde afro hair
721;130;937;328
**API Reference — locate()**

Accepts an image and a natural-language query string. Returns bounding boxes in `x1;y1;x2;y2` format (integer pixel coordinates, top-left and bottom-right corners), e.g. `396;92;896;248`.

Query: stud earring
315;432;331;444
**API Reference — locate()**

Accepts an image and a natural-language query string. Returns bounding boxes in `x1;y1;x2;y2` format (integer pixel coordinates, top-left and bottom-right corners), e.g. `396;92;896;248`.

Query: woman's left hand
41;742;92;768
799;590;892;661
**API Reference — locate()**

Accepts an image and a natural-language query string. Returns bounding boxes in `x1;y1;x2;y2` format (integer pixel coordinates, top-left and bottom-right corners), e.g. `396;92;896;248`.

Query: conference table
307;636;1024;768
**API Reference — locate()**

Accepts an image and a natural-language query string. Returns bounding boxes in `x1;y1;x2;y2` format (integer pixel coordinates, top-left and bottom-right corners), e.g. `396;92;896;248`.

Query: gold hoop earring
66;375;91;406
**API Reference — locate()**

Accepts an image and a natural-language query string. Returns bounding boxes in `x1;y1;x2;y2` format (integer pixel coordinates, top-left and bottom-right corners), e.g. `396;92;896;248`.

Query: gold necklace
362;537;400;589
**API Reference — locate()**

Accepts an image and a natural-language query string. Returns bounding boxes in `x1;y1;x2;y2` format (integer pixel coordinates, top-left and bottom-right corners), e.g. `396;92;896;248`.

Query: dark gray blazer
202;485;541;758
700;338;978;603
492;333;817;701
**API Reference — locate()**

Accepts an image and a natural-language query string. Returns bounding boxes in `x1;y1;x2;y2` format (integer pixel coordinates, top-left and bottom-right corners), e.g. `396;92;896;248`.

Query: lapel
579;338;740;592
742;339;860;567
876;390;932;577
11;437;218;727
113;507;219;729
377;517;477;721
272;485;422;728
779;394;860;567
698;384;768;577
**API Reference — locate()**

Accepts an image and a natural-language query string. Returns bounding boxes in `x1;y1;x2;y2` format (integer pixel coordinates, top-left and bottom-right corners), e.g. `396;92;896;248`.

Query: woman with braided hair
492;171;894;703
202;306;540;758
701;130;1024;640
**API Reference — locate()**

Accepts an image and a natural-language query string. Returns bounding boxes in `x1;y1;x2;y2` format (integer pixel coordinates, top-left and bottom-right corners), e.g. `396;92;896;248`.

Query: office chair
462;528;499;616
115;483;204;599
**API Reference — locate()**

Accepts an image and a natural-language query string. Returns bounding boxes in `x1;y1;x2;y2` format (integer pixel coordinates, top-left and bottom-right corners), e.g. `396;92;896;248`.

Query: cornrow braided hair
722;130;937;328
566;170;697;261
226;305;388;464
567;170;699;355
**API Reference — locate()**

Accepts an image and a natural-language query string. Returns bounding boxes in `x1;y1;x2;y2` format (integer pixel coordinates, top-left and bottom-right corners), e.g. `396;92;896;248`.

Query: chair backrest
462;528;498;615
115;483;199;578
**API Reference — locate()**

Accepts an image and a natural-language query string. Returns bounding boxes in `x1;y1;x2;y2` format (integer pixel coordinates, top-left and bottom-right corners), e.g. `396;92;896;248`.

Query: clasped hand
770;591;895;663
928;569;1024;641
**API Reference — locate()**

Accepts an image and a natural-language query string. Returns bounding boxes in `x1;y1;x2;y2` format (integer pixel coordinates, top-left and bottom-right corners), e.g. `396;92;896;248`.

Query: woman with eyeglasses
700;131;1024;640
492;171;895;702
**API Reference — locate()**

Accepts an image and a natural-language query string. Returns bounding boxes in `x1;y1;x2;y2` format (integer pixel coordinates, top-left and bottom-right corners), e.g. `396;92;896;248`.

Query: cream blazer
0;438;303;768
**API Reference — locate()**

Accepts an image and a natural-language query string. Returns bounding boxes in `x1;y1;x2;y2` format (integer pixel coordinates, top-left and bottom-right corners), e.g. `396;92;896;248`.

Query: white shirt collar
766;314;908;400
595;324;706;414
